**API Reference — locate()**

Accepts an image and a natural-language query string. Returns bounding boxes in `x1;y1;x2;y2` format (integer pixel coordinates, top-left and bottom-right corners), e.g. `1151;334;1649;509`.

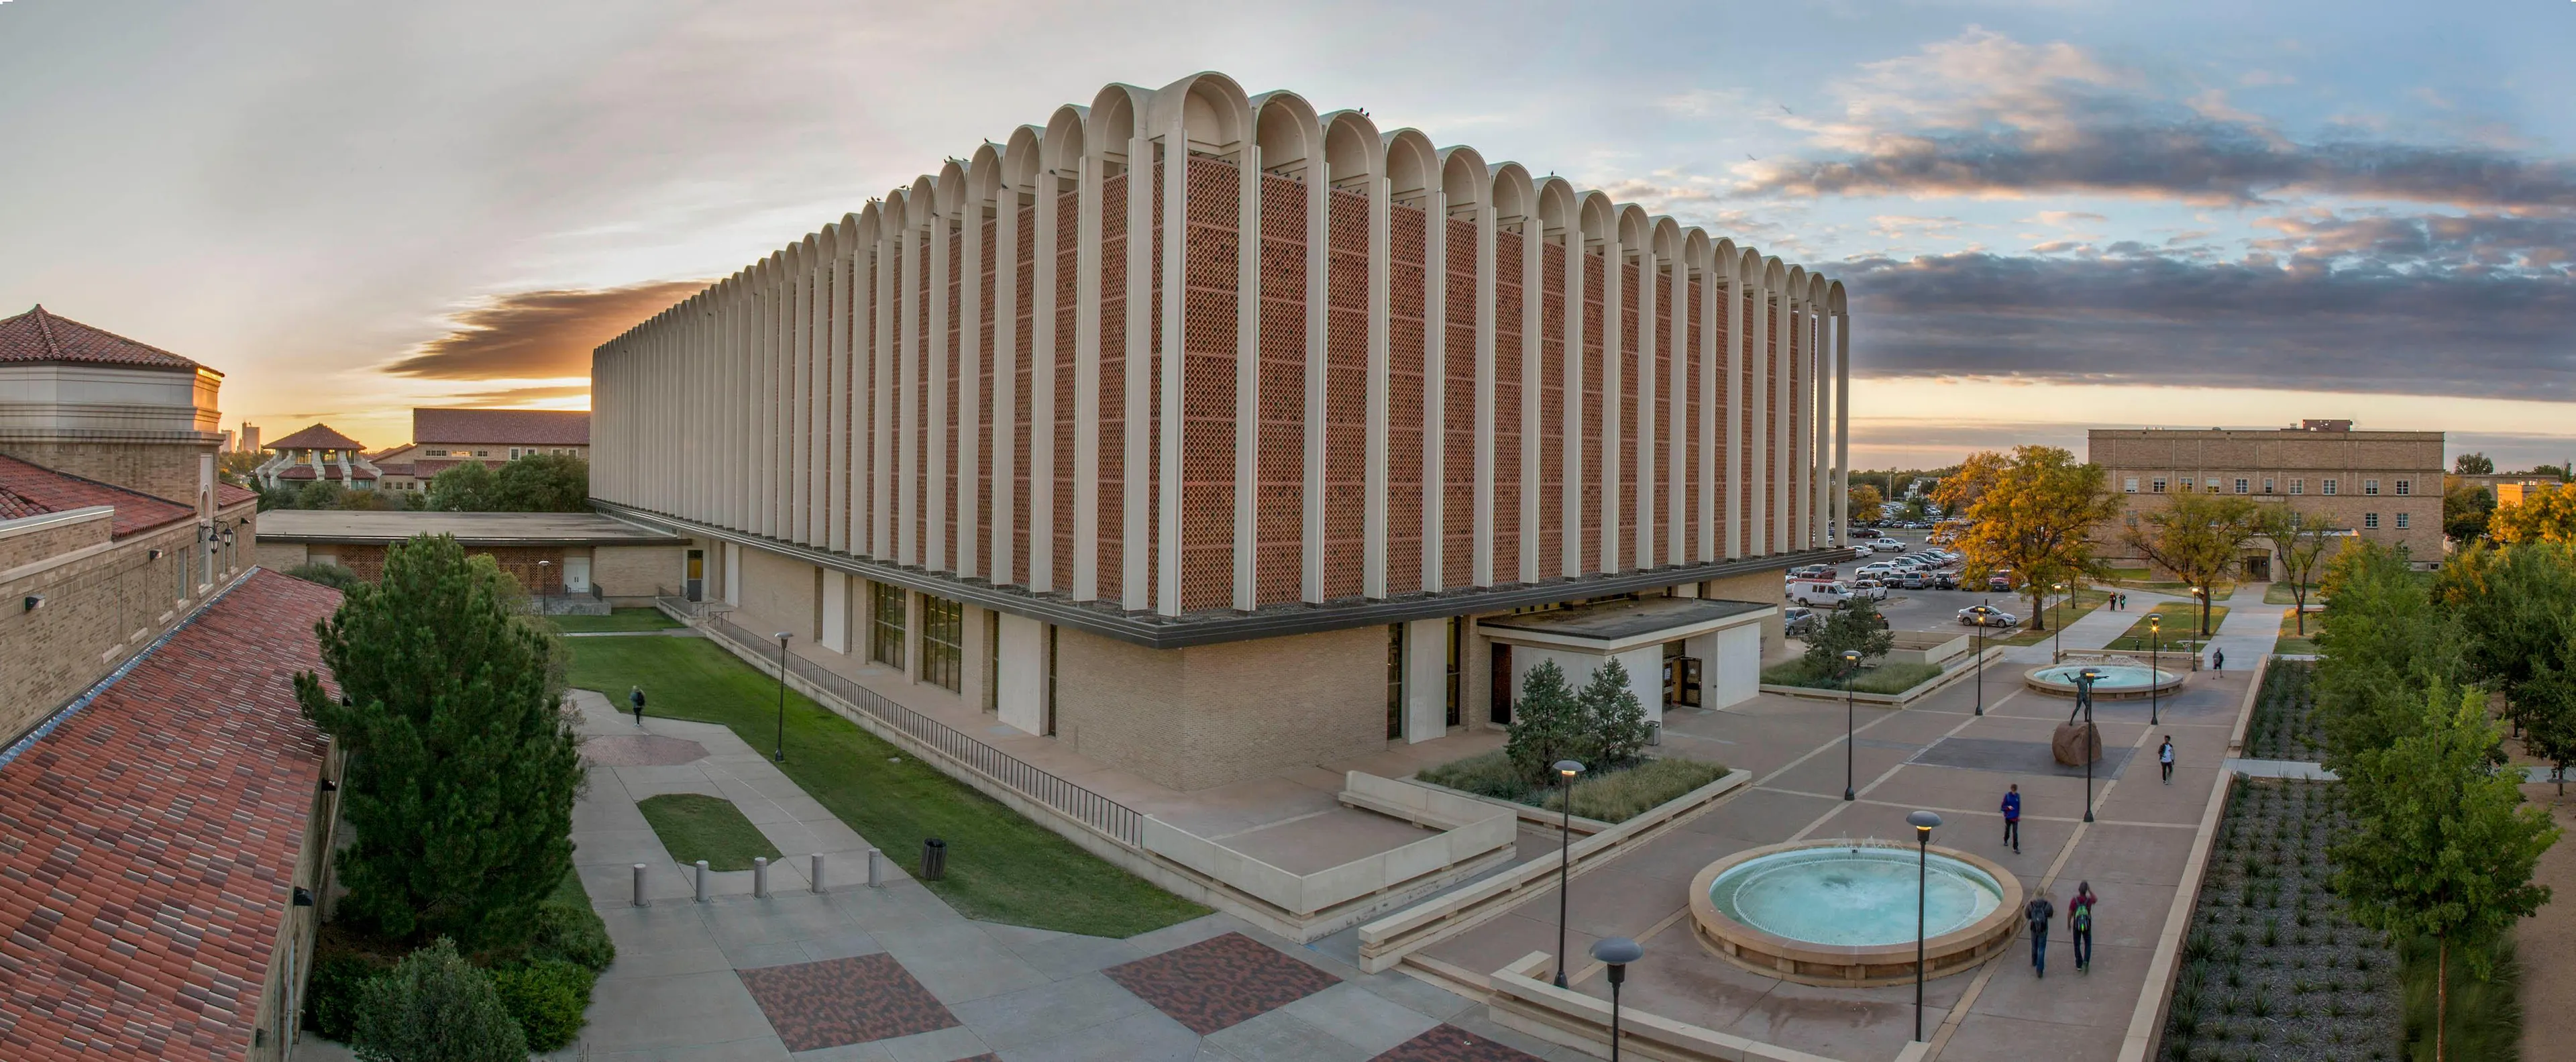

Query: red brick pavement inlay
1373;1024;1548;1061
1100;931;1341;1035
735;953;959;1051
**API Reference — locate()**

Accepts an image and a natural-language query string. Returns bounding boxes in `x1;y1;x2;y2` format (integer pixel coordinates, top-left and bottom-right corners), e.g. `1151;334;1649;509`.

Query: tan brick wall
2091;428;2446;566
0;512;111;572
739;545;822;643
1702;570;1789;655
592;545;683;598
0;437;219;504
1055;624;1385;791
0;508;255;742
256;541;309;570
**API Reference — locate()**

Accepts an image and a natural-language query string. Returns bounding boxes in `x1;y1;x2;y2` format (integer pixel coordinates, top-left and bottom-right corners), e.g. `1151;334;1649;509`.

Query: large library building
592;73;1851;792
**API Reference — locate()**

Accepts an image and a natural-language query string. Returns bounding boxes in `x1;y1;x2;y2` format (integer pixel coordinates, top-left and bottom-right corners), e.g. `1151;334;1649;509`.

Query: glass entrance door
685;549;704;601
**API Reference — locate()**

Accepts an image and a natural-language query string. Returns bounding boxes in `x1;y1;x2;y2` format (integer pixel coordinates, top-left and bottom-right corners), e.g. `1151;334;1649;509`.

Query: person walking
629;685;647;727
2001;784;2023;853
2071;882;2098;973
2026;889;2055;977
2212;646;2225;672
2159;737;2176;784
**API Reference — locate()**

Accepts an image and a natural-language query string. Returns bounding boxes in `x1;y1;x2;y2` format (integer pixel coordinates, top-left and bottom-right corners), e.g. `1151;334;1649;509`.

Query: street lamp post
2051;582;2068;661
1973;615;1986;716
1552;758;1585;988
772;632;794;762
2076;668;2103;823
1841;649;1862;801
1591;937;1645;1061
1907;809;1944;1042
2148;614;2163;726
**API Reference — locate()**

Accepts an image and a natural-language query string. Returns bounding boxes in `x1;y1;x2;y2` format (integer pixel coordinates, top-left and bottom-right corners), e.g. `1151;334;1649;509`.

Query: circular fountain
2022;661;2183;699
1688;841;2022;986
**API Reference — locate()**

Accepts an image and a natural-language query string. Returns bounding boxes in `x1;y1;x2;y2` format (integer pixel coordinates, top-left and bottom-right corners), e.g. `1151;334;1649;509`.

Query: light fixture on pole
2076;668;2104;823
538;559;553;595
1841;649;1862;801
772;632;794;763
1968;605;1992;716
1591;936;1645;1061
1552;759;1585;988
1907;809;1943;1042
2147;613;2163;726
2051;582;2068;660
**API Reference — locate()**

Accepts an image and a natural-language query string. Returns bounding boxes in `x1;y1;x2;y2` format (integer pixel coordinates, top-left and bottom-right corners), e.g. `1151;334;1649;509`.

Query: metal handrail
700;613;1141;847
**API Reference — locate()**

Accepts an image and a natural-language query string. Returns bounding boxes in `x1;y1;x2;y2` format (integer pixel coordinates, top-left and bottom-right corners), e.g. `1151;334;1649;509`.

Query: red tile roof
263;423;365;452
215;482;256;507
0;454;195;537
413;408;589;446
0;569;337;1061
0;305;205;372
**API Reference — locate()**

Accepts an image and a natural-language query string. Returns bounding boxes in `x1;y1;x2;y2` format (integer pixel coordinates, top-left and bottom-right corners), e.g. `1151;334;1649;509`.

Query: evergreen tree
297;533;584;953
350;938;529;1062
1803;593;1896;673
1505;659;1582;785
2330;688;2559;1062
1575;657;1651;768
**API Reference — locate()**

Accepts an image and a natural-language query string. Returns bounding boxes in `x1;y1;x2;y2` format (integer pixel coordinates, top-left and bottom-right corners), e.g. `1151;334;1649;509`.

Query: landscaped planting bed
1416;750;1727;822
2161;778;2399;1061
2243;659;2325;761
1760;658;1944;694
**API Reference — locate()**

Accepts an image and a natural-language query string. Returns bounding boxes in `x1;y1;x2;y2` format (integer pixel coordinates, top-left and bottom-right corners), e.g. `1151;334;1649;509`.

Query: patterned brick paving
1101;931;1340;1035
578;733;709;766
1374;1024;1548;1061
736;953;959;1051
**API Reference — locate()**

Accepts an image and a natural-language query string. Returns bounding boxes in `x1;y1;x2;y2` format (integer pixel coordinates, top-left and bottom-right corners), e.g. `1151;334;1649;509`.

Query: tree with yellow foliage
2488;484;2576;545
2125;493;2262;637
1931;446;2123;632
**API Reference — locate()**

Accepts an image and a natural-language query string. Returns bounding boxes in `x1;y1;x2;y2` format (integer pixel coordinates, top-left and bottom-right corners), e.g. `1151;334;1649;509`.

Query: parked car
1867;537;1906;551
1930;570;1961;590
1848;579;1892;601
1889;570;1931;590
1789;564;1837;580
1957;606;2020;627
1988;570;2015;592
1784;606;1819;637
1856;562;1896;578
1787;579;1861;608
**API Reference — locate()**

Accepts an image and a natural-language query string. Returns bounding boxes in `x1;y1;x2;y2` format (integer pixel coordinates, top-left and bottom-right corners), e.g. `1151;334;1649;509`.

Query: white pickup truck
1787;578;1888;608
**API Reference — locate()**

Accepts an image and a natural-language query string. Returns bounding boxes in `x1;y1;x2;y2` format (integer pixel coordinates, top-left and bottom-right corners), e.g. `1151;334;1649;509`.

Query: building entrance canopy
1481;596;1775;721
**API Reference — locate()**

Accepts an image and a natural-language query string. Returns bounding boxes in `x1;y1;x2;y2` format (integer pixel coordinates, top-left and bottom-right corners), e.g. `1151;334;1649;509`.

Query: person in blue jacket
2000;784;2022;854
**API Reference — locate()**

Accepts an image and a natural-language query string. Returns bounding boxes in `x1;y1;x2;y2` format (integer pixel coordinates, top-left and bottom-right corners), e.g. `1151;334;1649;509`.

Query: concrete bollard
810;853;824;894
633;863;648;908
753;856;769;898
866;847;883;888
694;859;710;902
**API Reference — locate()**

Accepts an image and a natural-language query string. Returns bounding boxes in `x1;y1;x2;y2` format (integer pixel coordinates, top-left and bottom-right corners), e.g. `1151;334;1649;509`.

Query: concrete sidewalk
1997;589;2181;664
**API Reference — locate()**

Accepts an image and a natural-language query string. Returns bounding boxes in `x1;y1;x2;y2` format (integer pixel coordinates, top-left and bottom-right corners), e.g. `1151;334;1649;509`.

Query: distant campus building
2091;420;2446;575
590;74;1852;790
0;305;338;1059
372;407;591;491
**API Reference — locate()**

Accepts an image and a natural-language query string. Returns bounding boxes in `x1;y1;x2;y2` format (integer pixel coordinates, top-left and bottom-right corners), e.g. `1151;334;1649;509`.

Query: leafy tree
2253;504;2340;636
1803;592;1895;672
297;479;349;510
296;533;584;953
1930;446;2123;631
2436;542;2576;743
1574;657;1652;768
2443;476;2495;543
1846;483;1884;524
2524;651;2576;797
491;453;591;512
426;460;500;512
2487;484;2576;545
2453;452;2493;476
2124;492;2260;637
350;938;529;1062
2314;541;2471;770
2529;462;2572;482
286;562;366;591
2330;688;2559;1062
1505;659;1583;784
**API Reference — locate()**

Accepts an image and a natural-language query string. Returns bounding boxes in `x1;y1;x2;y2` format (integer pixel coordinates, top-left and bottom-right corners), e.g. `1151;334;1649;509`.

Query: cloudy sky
4;0;2570;468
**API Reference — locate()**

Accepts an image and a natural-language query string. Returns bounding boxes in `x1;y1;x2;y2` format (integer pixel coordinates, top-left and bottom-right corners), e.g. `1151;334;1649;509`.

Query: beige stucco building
254;509;688;608
590;73;1851;791
2091;421;2445;574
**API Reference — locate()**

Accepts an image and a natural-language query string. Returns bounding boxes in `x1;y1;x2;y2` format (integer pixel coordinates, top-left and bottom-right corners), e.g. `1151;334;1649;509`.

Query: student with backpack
2159;737;2176;784
2026;889;2054;977
630;685;647;727
2000;784;2023;854
2071;882;2098;973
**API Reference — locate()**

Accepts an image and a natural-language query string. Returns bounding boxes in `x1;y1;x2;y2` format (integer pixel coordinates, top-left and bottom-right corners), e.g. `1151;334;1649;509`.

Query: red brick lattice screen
1442;216;1477;590
1493;227;1525;583
1098;173;1128;603
1179;157;1240;613
1254;174;1307;606
1322;189;1368;601
1538;241;1567;579
1386;201;1427;596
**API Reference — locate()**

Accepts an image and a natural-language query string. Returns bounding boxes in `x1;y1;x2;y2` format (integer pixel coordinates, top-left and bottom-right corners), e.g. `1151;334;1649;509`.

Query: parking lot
1790;527;2035;632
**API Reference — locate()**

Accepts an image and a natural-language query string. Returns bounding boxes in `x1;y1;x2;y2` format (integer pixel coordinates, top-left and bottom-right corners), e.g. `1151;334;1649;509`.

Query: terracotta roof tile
412;408;588;447
0;307;204;371
0;455;194;537
0;570;337;1061
262;424;364;452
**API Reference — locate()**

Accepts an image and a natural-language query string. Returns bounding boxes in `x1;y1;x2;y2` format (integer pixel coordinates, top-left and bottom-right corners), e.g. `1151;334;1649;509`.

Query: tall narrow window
2395;479;2412;496
868;582;906;669
2263;478;2275;494
921;595;963;694
2396;512;2410;530
985;610;1001;712
2234;478;2249;494
2322;479;2339;496
2363;479;2380;496
2290;479;2304;494
2363;512;2379;529
1387;625;1406;739
1444;618;1464;728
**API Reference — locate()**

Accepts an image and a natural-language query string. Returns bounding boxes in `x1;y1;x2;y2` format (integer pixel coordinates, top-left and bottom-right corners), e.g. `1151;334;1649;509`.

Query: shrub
491;957;596;1051
531;869;614;971
1503;659;1582;784
351;939;528;1062
1537;757;1728;822
1759;659;1944;694
303;951;388;1040
1417;749;1532;802
286;562;366;592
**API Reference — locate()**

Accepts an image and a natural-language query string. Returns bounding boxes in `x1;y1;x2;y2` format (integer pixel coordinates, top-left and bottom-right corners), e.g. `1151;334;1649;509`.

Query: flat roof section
1481;596;1775;653
255;509;692;546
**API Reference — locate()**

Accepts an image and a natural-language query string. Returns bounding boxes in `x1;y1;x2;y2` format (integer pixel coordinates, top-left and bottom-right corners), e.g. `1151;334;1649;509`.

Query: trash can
920;837;947;881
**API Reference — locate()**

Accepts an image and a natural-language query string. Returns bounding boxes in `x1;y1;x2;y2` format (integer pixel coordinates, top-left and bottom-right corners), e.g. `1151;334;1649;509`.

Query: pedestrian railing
700;613;1142;848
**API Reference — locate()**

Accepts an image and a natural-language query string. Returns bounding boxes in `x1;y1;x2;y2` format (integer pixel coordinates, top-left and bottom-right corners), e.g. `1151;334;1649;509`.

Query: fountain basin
1688;841;2023;986
2023;661;2183;699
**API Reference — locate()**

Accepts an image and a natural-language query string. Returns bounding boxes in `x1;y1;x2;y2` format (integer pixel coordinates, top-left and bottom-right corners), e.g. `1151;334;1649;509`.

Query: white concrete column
1772;285;1793;552
898;228;921;567
959;195;985;581
1471;197;1497;588
820;571;849;653
993;184;1018;586
828;244;851;553
1668;259;1690;567
1122;133;1152;612
1402;617;1448;743
1834;308;1851;545
1745;273;1767;557
1519;220;1543;586
1811;299;1829;548
996;613;1049;734
1031;169;1061;593
928;207;952;574
1300;162;1329;604
1073;154;1104;602
1154;131;1185;617
723;541;742;606
873;229;898;560
1232;143;1262;612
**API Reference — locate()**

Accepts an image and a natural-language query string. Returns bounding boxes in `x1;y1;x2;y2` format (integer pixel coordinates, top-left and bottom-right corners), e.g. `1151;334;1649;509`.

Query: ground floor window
921;594;964;694
868;582;906;669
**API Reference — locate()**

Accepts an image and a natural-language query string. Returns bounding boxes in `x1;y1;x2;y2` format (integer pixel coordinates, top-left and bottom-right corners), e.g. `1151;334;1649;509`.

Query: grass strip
568;636;1206;937
1760;657;1945;694
1993;588;2114;646
637;793;782;871
2102;601;2229;651
550;608;686;633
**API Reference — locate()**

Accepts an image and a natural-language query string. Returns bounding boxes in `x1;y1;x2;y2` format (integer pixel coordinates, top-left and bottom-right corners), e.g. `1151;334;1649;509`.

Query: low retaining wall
1363;775;1614;837
1355;767;1752;973
1142;776;1515;920
1486;951;1845;1062
1758;647;2009;708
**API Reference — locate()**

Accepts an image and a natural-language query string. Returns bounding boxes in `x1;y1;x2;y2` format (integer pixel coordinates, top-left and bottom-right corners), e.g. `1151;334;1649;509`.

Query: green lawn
637;793;782;871
2261;582;2322;607
2275;608;2322;655
2102;601;2229;651
1760;658;1945;694
567;637;1208;937
550;608;686;633
1992;588;2112;646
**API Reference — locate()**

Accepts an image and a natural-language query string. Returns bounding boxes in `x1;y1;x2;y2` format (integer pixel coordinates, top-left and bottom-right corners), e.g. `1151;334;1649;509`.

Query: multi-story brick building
372;407;592;492
590;74;1853;790
2090;421;2446;575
